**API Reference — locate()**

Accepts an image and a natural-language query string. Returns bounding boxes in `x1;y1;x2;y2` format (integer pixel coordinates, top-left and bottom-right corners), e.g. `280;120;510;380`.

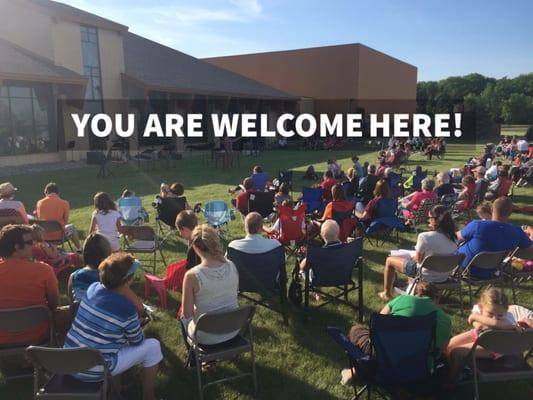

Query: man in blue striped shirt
64;253;162;400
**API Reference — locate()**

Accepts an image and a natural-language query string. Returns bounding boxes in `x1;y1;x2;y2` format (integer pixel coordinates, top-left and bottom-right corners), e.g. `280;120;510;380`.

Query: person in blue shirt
64;253;162;400
456;197;533;278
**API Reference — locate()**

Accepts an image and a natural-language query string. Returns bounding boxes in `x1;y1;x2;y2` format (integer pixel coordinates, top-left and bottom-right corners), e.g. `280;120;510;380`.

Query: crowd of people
0;135;532;398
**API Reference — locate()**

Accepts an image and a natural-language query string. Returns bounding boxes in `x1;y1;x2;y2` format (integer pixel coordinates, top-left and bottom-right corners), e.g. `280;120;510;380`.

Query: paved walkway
0;160;90;178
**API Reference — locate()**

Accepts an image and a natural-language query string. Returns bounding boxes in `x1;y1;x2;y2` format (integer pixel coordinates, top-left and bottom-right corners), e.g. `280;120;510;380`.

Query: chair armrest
327;327;369;361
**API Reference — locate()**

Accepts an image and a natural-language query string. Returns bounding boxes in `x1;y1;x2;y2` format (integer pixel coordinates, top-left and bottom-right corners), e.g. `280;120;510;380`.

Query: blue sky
59;0;533;81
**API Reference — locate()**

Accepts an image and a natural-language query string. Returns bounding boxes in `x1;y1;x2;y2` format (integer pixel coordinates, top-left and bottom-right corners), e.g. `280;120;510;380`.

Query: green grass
501;125;529;137
1;143;532;399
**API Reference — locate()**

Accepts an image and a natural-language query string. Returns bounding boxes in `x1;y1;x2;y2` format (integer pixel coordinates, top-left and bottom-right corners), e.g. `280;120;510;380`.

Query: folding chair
388;172;404;200
466;329;533;400
0;208;26;228
187;305;257;400
277;170;293;192
364;216;404;246
251;172;269;191
440;193;458;210
304;238;364;322
408;254;465;313
409;197;438;233
330;201;357;242
327;312;440;400
461;251;508;305
26;346;109;400
117;196;147;226
505;247;533;304
144;259;187;309
301;187;325;215
248;191;275;218
33;220;74;251
271;203;307;257
122;225;166;274
0;305;53;379
197;201;234;239
153;196;186;244
227;246;288;324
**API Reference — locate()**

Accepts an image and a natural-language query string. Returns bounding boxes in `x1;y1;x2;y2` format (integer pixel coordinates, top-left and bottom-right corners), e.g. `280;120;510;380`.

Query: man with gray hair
227;212;281;254
299;220;343;272
434;172;455;197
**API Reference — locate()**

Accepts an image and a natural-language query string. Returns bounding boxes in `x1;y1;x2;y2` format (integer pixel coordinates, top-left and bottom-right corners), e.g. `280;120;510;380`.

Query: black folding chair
227;246;288;325
327;312;440;399
153;196;186;244
461;251;508;305
277;170;293;192
248;191;275;218
26;346;109;400
304;238;364;322
33;219;74;251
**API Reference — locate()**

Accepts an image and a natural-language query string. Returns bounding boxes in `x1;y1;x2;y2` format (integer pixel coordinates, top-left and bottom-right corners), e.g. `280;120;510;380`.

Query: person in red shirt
35;182;81;251
0;224;59;345
401;178;438;219
319;170;337;203
232;177;255;214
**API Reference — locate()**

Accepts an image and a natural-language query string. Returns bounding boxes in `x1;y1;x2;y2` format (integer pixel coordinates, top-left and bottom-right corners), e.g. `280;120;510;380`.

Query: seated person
446;289;516;382
485;169;512;200
89;192;123;252
181;225;239;345
0;182;29;223
357;164;379;205
274;183;292;207
343;168;359;200
320;184;354;221
455;175;476;212
485;160;502;181
68;233;112;302
403;165;425;192
302;165;319;180
475;202;492;220
229;212;281;253
319;170;338;203
160;182;190;209
400;178;438;220
342;281;451;385
351;156;364;178
265;200;306;238
434;172;455;197
327;159;342;180
0;224;59;346
355;180;396;224
31;224;82;271
64;253;162;399
35;182;81;251
229;165;269;193
380;205;458;300
231;177;256;215
299;220;344;273
473;166;489;203
456;197;533;278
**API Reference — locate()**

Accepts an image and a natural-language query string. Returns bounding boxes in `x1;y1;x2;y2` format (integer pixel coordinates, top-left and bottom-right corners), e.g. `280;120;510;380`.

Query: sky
57;0;533;81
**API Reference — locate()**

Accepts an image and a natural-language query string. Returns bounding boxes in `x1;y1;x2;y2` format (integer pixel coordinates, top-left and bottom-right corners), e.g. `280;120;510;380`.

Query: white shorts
111;338;163;376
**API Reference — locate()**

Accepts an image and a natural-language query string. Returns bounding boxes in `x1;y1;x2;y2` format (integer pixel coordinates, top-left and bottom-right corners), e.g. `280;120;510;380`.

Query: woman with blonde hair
181;225;239;345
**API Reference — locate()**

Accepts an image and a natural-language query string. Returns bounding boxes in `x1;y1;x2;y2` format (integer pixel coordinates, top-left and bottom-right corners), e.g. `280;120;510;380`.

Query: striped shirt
70;268;100;302
64;282;143;381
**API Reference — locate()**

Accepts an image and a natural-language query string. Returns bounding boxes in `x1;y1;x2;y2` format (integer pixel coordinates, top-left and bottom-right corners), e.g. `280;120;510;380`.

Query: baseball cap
0;182;17;197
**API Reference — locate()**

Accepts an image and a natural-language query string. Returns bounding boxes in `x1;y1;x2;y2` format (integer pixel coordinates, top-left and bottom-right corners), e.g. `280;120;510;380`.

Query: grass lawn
500;125;529;137
1;143;532;399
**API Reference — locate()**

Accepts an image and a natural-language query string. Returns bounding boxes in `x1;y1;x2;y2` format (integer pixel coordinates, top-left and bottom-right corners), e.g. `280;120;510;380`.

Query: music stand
67;141;75;162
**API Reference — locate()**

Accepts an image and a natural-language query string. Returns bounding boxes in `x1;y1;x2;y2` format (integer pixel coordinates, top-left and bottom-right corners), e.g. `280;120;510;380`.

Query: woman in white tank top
181;225;239;345
89;192;122;252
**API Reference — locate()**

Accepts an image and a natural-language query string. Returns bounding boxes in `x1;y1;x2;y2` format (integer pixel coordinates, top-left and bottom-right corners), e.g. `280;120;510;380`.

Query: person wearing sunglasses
379;205;458;301
0;224;59;346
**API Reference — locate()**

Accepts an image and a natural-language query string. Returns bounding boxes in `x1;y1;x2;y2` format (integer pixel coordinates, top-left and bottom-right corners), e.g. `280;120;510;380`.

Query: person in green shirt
341;282;451;386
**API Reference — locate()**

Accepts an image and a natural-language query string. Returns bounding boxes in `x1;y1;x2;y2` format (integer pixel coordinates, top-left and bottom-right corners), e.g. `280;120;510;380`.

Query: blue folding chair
328;312;439;399
251;172;269;191
388;172;403;200
199;201;234;238
118;196;147;225
301;187;325;214
363;198;403;246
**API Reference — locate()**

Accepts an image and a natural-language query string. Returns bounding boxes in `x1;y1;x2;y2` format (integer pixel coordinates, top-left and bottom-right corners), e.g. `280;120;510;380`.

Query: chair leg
304;268;310;321
153;251;156;275
195;348;204;400
511;277;517;304
358;260;364;323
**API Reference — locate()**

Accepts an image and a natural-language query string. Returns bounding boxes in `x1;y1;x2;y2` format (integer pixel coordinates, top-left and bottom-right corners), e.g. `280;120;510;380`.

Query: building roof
29;0;128;33
123;32;293;99
0;38;86;85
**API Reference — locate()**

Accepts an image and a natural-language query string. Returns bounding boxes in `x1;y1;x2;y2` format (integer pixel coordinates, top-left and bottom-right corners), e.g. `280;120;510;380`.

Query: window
0;83;53;155
80;26;103;102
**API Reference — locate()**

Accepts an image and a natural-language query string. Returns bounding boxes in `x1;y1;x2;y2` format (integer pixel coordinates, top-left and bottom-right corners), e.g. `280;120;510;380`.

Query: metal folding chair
26;346;109;400
505;247;533;304
122;225;166;274
461;251;508;305
33;219;74;251
0;208;26;228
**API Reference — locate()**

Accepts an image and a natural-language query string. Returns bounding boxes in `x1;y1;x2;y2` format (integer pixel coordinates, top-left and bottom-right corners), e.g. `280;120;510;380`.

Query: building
0;0;293;166
204;44;417;117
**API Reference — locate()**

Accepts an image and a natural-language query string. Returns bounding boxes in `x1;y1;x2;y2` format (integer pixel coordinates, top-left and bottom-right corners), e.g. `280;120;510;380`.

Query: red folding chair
270;204;307;257
144;259;187;309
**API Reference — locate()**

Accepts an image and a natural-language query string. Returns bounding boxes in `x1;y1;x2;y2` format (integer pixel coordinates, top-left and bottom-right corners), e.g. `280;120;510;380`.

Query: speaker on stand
67;141;76;162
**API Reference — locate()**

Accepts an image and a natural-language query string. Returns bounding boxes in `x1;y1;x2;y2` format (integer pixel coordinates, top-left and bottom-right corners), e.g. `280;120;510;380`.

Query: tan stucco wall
52;20;84;73
0;0;54;59
205;45;360;100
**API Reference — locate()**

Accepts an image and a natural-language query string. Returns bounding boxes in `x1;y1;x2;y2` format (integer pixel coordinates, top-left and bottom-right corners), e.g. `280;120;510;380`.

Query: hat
127;259;141;277
0;182;17;197
474;166;486;174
